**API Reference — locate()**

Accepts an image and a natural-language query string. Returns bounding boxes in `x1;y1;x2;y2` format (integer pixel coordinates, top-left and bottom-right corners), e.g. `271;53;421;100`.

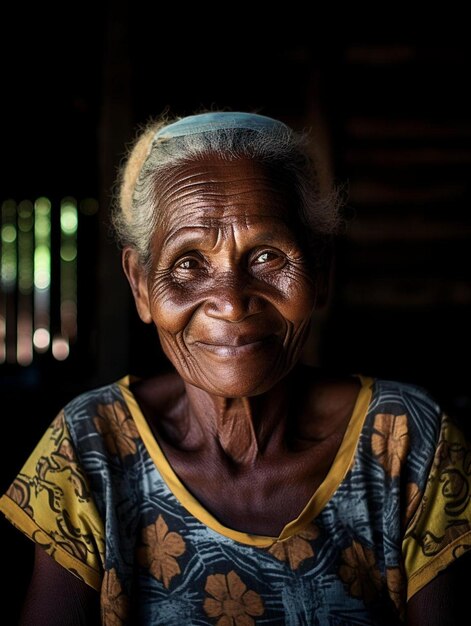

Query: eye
251;249;286;269
177;257;200;270
172;253;204;271
254;251;273;264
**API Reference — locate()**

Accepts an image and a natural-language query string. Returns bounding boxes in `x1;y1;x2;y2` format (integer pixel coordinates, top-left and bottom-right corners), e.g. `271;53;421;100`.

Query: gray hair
112;114;342;272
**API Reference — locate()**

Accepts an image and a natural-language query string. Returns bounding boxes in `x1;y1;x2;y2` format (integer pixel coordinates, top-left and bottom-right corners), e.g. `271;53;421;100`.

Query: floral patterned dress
1;376;470;625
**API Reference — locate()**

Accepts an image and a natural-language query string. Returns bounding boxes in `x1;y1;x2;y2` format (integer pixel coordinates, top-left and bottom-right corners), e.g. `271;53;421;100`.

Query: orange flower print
101;568;129;626
138;515;186;588
372;413;409;477
204;570;264;626
93;401;139;458
268;525;319;569
339;540;383;603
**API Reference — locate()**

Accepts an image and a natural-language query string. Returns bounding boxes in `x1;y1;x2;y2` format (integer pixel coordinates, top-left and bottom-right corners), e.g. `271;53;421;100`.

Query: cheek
270;268;317;324
147;275;204;335
148;282;197;371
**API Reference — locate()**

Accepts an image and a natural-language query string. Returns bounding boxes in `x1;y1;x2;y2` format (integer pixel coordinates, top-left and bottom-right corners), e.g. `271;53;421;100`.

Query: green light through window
60;197;78;344
33;197;51;353
35;197;51;214
0;199;17;363
18;200;34;295
1;201;17;290
1;195;97;365
34;245;51;289
60;244;77;262
1;224;16;243
60;202;78;234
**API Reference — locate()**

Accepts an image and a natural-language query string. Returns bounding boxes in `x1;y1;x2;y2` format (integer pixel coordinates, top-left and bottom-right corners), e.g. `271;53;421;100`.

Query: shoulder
63;376;131;417
366;378;447;472
366;378;442;419
61;376;133;442
371;377;440;407
55;376;147;478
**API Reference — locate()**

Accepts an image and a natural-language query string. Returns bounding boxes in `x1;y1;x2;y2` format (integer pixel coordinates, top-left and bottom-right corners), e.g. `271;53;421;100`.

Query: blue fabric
155;112;289;140
6;367;471;624
61;378;445;624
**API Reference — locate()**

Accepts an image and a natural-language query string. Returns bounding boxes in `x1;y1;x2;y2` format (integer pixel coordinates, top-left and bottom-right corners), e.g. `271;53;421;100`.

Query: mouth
193;335;276;358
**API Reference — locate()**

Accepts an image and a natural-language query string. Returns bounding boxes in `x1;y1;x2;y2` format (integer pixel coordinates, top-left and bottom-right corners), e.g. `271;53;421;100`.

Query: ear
122;247;153;324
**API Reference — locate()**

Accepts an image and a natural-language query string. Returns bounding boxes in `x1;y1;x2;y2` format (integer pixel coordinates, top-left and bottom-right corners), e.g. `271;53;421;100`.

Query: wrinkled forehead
154;157;300;229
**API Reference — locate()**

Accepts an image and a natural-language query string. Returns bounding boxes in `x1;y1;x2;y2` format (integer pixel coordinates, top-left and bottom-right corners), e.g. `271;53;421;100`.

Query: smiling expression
125;157;322;397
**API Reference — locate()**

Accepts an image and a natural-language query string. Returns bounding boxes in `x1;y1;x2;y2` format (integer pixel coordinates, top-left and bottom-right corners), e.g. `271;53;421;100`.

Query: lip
193;336;275;358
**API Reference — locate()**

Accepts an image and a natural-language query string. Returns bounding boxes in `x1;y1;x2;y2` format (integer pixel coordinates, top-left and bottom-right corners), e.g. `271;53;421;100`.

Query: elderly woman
1;112;470;625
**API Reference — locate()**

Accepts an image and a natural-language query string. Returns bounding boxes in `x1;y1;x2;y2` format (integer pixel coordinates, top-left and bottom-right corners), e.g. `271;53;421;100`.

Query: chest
157;434;344;536
99;440;404;626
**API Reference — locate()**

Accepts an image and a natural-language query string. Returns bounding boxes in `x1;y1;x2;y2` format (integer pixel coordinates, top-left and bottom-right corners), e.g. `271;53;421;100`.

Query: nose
203;272;263;322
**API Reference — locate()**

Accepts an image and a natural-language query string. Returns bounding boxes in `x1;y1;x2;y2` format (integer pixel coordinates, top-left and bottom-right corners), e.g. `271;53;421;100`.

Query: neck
184;377;291;466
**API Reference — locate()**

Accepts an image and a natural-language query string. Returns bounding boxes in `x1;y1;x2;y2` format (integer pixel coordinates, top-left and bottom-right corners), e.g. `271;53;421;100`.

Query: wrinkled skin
126;158;321;398
19;156;469;626
123;157;345;472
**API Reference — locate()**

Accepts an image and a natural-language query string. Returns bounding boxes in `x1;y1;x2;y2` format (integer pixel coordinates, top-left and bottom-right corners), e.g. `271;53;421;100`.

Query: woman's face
125;157;323;397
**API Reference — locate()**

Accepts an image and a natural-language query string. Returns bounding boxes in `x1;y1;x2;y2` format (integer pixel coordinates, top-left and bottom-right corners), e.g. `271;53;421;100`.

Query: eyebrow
162;227;216;252
161;222;298;254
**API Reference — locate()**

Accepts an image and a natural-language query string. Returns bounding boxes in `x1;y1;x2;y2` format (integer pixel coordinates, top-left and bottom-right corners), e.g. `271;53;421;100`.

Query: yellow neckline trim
118;374;373;548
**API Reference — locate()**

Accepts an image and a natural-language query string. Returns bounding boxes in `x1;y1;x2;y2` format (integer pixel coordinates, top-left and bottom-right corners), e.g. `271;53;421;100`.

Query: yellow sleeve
403;414;471;600
0;411;105;591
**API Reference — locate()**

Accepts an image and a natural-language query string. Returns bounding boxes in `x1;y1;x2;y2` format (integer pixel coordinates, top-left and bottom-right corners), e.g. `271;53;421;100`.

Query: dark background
1;6;471;621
